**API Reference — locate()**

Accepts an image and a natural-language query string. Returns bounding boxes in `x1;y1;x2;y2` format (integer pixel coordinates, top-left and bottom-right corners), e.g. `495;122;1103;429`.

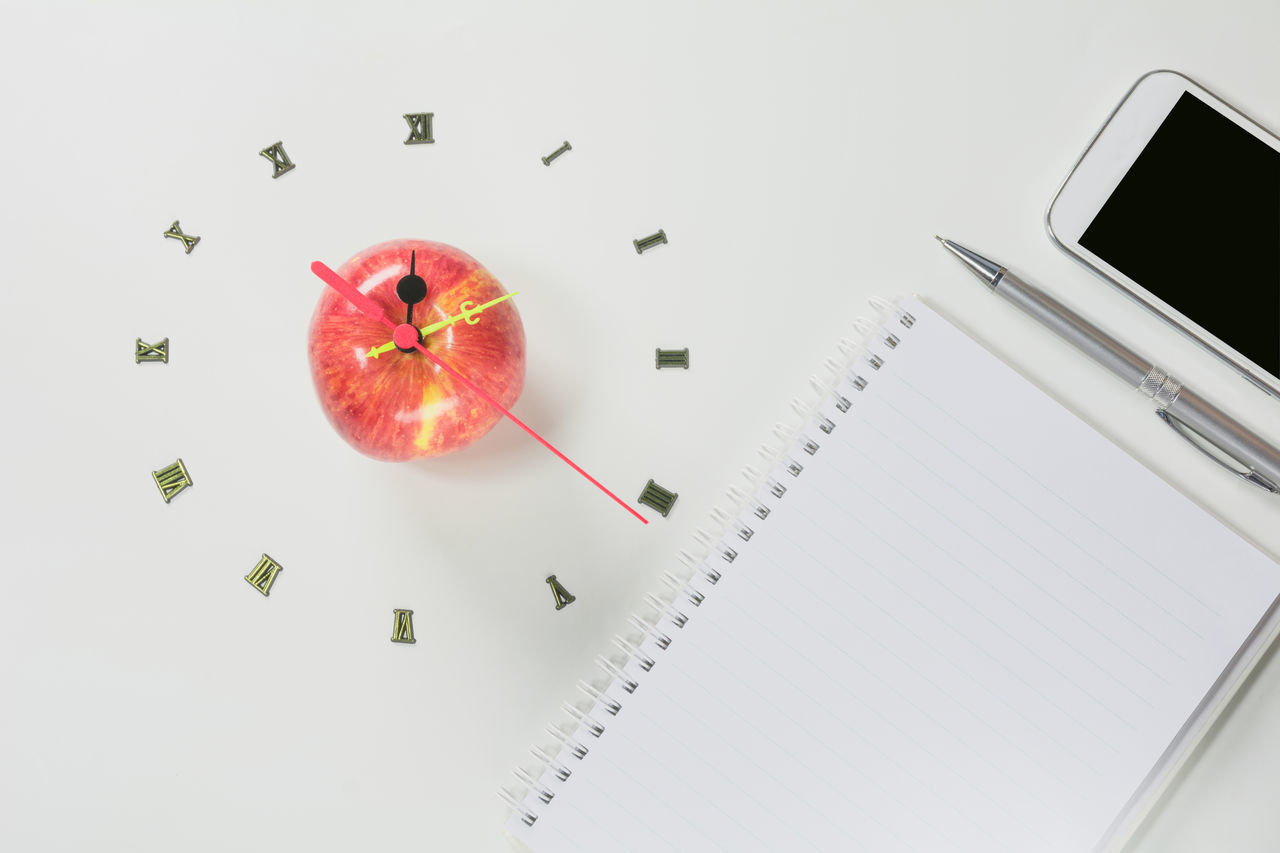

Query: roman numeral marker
152;458;193;503
655;348;689;369
244;554;283;596
259;141;295;178
163;221;199;254
541;140;572;166
391;609;416;644
545;575;576;610
633;229;668;255
403;112;434;145
135;337;169;364
637;479;678;517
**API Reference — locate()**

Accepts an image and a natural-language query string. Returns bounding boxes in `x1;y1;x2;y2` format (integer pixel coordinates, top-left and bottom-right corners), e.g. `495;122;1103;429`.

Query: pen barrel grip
996;270;1151;386
1165;386;1280;489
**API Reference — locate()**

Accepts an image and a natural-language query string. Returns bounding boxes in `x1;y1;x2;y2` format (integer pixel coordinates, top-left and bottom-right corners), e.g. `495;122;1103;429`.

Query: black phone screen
1079;90;1280;378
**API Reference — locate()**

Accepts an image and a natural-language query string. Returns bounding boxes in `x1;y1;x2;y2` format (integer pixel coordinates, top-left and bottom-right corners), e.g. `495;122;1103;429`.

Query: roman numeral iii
135;337;169;364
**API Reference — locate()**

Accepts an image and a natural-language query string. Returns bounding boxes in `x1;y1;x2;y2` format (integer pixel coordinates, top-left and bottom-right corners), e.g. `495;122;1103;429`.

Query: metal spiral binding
645;593;688;628
545;724;589;759
498;787;539;826
627;614;671;650
612;636;655;672
868;295;916;328
595;655;639;693
530;744;571;781
561;702;606;738
500;294;917;830
662;572;704;607
513;767;555;803
578;680;622;715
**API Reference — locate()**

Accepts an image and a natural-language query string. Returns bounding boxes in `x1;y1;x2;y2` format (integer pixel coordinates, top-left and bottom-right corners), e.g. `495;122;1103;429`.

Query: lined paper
508;298;1279;852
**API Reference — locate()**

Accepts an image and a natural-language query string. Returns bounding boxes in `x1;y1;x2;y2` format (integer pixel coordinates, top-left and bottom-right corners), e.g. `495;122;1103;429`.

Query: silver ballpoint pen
937;237;1280;495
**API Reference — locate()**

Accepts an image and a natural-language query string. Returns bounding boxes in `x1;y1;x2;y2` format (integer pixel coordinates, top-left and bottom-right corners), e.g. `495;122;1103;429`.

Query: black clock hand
395;250;428;327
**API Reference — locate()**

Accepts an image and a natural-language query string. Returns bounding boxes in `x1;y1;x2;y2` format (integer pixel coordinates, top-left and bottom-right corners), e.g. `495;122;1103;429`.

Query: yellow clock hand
366;291;519;359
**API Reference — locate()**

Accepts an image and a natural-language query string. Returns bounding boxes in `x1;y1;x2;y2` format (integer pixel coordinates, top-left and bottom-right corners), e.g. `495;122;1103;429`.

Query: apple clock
2;7;861;850
151;132;674;611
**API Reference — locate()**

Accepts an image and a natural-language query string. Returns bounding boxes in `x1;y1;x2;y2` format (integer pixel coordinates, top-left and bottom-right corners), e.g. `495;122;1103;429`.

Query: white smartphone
1047;69;1280;398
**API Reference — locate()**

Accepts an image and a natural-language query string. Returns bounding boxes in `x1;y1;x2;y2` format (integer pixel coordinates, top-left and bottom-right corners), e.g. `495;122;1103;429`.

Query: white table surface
1;1;1278;850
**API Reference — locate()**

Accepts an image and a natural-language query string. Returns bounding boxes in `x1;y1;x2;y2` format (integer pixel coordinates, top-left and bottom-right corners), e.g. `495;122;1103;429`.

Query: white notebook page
508;298;1280;852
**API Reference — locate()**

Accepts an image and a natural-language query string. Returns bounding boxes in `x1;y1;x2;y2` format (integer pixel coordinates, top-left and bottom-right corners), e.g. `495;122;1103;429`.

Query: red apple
308;239;526;460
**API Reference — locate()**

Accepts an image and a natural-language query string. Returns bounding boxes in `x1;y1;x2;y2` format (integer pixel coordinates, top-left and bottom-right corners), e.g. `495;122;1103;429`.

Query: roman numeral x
163;221;200;254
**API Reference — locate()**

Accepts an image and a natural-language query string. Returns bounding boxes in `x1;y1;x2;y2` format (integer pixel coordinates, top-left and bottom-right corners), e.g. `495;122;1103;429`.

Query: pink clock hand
310;260;647;525
311;261;397;329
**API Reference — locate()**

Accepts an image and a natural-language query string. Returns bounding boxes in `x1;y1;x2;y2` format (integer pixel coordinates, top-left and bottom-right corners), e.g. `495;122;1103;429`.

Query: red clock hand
311;261;397;329
310;261;648;525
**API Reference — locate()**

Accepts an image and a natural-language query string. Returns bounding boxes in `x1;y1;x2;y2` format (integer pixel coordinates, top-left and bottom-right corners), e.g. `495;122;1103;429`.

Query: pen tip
934;235;946;245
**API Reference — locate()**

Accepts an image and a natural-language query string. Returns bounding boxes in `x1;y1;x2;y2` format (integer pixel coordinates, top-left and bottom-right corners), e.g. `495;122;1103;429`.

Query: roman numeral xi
259;141;295;178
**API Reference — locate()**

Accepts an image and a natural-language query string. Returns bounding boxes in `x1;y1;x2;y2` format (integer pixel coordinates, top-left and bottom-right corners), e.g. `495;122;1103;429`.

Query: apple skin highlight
308;239;526;461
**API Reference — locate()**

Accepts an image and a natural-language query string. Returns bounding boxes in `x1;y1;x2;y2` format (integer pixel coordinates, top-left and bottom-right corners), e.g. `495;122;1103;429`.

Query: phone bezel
1046;69;1280;398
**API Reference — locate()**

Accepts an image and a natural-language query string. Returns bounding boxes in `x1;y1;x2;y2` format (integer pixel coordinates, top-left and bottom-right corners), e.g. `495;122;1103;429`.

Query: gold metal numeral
545;574;576;610
259;141;295;178
655;348;689;369
541;140;571;166
403;112;434;145
633;229;668;255
163;220;200;254
135;337;169;364
391;609;416;644
637;479;678;517
244;554;283;597
151;458;193;503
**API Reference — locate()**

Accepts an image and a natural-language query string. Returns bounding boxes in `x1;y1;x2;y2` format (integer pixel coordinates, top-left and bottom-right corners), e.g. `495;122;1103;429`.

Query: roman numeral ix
135;337;169;364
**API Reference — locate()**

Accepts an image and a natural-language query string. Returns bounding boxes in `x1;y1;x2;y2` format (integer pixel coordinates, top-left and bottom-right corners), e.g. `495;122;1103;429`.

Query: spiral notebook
501;296;1280;852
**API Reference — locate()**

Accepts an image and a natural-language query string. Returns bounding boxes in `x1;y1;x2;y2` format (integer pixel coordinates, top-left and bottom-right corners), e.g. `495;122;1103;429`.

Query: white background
0;1;1277;851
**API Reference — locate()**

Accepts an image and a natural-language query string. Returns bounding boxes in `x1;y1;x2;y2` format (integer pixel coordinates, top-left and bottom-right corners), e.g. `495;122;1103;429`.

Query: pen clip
1155;410;1280;494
